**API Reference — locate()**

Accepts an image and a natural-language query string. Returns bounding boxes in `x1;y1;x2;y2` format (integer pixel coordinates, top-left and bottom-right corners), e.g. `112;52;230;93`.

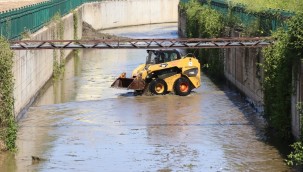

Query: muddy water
0;23;292;171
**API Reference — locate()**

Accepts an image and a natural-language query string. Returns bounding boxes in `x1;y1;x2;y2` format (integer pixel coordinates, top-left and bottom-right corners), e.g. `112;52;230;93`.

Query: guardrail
0;0;101;40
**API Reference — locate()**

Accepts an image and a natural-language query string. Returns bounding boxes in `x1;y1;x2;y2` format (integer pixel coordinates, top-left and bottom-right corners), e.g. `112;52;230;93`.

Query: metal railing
0;0;101;40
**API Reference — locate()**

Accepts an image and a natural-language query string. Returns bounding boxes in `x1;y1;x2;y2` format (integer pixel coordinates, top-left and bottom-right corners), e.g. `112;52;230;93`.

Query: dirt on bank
0;140;6;152
0;128;7;152
82;22;127;40
0;0;48;12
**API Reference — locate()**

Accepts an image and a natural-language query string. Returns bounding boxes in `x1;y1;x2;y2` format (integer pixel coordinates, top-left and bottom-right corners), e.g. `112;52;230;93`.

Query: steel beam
10;37;274;50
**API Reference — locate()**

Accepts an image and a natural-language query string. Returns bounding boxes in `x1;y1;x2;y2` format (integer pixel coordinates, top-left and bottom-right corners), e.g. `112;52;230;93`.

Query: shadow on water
218;80;294;159
117;92;136;97
201;61;293;161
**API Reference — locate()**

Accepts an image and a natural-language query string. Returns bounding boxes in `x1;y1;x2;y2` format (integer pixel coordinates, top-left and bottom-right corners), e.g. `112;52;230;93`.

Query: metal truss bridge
10;37;273;50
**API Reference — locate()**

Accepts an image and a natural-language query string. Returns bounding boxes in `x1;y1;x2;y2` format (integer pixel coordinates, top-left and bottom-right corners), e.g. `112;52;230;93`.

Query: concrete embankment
224;31;263;111
13;8;83;118
13;0;179;118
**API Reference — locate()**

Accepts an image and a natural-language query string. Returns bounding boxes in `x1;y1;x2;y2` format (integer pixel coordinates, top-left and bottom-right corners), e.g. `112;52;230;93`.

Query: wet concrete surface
0;23;292;171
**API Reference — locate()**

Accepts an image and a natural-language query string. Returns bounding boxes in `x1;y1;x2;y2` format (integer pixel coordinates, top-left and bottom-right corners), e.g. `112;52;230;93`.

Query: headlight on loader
184;68;198;77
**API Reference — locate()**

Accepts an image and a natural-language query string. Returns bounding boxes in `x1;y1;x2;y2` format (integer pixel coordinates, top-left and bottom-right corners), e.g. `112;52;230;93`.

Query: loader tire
174;77;192;96
149;79;167;95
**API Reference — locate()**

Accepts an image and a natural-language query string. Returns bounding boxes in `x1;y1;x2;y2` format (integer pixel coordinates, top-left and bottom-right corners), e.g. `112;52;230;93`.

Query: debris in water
32;156;46;164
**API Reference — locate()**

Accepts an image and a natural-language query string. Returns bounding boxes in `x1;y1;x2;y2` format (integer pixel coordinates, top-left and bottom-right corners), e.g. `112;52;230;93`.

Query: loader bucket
111;77;145;90
128;77;145;90
111;78;134;88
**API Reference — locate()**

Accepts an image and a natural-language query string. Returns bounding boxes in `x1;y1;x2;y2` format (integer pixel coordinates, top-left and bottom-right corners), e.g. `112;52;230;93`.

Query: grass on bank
230;0;303;12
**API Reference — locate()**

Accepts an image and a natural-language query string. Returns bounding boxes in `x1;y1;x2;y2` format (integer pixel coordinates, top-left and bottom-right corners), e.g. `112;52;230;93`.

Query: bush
181;0;225;80
0;36;17;151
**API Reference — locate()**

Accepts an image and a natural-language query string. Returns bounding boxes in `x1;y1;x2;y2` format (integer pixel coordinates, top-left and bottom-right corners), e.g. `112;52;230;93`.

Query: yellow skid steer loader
111;49;201;96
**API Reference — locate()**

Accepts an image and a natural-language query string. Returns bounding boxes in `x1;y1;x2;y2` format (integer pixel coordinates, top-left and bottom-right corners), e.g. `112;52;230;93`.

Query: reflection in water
0;23;292;171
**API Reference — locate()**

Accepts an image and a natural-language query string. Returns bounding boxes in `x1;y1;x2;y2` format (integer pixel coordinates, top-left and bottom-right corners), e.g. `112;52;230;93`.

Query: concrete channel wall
224;30;264;111
292;61;303;139
83;0;179;30
13;7;84;118
13;0;179;118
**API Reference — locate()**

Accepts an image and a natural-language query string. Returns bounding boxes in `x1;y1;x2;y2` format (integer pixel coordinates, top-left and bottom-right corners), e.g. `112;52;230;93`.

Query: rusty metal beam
10;37;274;50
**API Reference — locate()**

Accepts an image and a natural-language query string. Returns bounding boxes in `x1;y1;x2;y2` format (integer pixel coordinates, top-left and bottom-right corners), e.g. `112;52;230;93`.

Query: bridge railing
0;0;101;40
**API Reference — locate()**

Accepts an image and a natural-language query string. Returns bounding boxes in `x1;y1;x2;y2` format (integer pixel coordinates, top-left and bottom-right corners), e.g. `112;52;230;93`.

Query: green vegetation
262;13;303;138
0;36;17;151
262;29;292;137
51;13;65;79
287;142;303;166
287;103;303;166
21;30;31;40
287;102;303;166
72;10;80;57
181;0;268;80
183;0;224;38
180;0;225;80
231;0;303;12
73;10;79;40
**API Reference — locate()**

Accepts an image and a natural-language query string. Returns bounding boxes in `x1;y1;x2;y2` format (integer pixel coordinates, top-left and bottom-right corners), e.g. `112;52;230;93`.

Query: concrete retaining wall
223;31;264;111
224;48;263;110
82;0;179;30
13;7;83;118
178;6;187;38
292;61;303;139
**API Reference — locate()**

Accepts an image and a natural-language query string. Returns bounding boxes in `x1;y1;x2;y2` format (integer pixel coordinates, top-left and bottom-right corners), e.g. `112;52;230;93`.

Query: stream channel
0;23;292;172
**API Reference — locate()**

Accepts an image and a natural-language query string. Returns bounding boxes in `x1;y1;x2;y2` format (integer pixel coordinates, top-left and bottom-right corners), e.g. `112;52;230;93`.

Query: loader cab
146;50;181;65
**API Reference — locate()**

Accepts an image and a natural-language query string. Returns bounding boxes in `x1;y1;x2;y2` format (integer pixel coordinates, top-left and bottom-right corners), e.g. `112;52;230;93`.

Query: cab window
146;51;181;64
